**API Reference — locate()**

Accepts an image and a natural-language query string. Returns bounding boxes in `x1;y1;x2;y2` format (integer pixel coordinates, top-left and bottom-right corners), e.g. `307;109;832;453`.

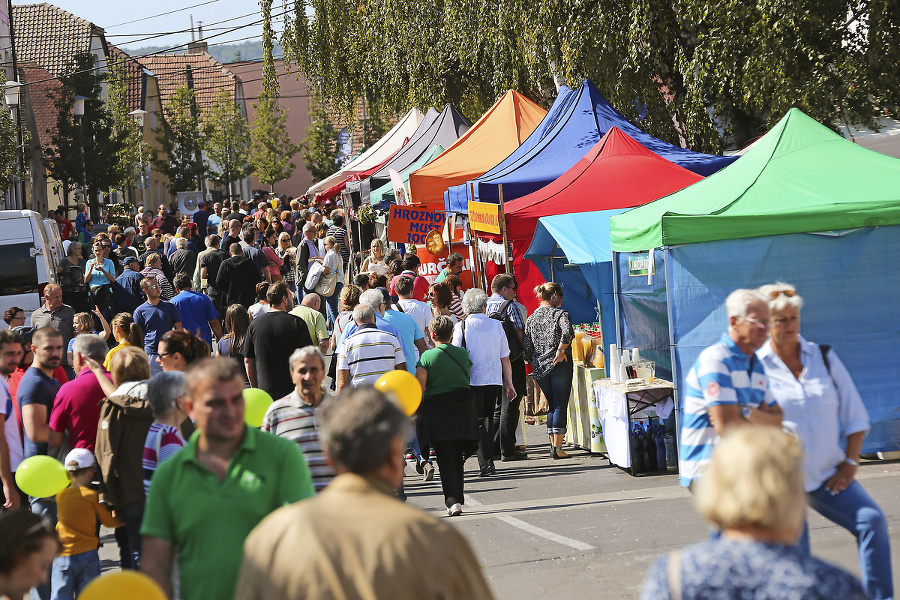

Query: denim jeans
536;360;573;434
50;550;100;600
798;480;893;600
323;282;343;331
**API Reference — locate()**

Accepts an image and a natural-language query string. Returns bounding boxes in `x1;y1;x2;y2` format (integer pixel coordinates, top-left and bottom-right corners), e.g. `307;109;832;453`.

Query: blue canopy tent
446;79;736;213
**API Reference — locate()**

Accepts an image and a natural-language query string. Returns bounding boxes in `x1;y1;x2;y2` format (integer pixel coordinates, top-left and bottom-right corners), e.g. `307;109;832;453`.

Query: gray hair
725;289;769;319
147;371;186;418
288;346;326;370
319;386;412;475
352;304;376;324
359;289;384;310
758;282;804;312
72;334;108;362
462;288;488;315
174;237;188;250
303;222;316;235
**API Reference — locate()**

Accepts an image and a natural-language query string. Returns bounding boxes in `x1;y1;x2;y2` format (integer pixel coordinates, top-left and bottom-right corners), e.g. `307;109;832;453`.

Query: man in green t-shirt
434;252;464;283
141;357;315;600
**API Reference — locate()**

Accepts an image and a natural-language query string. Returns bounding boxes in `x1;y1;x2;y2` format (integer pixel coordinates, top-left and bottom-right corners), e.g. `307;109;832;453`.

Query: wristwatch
741;406;752;420
844;457;859;467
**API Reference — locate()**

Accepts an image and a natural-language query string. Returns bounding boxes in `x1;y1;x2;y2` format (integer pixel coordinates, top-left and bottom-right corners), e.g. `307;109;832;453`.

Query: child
51;448;122;600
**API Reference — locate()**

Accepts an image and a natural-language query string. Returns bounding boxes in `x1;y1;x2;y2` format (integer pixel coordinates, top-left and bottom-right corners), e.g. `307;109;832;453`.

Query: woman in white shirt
360;239;388;276
757;282;892;600
321;236;344;330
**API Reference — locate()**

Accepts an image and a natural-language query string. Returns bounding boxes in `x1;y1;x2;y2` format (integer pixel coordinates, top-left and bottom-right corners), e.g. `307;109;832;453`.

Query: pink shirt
49;367;113;453
263;246;283;278
390;271;430;301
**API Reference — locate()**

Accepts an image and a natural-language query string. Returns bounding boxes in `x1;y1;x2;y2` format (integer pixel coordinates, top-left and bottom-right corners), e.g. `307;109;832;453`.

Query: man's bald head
301;293;321;309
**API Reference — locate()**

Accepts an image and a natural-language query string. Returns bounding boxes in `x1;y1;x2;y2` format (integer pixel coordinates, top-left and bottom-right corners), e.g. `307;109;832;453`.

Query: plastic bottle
655;426;667;472
644;424;657;471
630;424;644;473
664;431;678;472
572;328;584;362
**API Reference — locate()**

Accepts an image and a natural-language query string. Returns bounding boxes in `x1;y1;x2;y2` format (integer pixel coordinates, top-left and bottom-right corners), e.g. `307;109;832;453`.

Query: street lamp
129;109;148;210
73;95;88;213
4;81;24;210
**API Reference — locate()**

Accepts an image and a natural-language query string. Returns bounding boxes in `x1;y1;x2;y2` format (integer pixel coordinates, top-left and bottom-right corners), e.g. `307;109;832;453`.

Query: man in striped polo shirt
262;346;336;491
680;288;783;488
336;305;406;391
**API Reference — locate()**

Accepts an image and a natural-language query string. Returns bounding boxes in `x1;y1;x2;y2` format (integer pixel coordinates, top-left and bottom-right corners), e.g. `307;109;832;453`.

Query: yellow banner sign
468;201;501;234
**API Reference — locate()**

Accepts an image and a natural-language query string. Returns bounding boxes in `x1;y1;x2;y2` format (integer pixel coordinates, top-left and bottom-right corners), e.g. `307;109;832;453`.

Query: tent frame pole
612;250;622;354
663;247;681;445
498;184;512;275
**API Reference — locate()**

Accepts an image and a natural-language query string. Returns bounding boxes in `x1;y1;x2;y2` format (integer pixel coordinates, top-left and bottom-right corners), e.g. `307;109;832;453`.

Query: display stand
593;378;675;476
565;364;606;454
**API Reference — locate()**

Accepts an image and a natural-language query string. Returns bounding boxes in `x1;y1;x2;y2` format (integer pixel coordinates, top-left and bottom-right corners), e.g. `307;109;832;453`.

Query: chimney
188;16;208;53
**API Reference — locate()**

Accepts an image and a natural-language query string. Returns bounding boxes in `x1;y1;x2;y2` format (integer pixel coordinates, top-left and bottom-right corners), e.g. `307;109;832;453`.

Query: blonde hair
695;427;805;534
325;235;340;254
534;282;562;303
73;312;93;332
758;281;804;312
110;346;151;387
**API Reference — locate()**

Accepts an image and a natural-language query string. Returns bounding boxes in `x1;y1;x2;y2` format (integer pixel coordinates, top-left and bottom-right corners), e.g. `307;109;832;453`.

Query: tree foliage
250;92;300;190
275;0;900;150
151;85;208;195
105;62;153;197
43;52;127;218
0;70;26;195
204;90;252;195
301;86;341;181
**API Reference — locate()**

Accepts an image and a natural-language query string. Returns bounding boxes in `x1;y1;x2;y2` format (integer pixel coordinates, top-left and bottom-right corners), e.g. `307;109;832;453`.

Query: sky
24;0;281;52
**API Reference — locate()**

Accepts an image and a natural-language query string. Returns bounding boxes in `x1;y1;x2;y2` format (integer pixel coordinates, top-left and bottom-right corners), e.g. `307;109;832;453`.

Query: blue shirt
134;301;182;355
171;290;219;347
680;332;774;486
337;314;411;361
87;258;115;288
17;367;61;459
382;310;424;375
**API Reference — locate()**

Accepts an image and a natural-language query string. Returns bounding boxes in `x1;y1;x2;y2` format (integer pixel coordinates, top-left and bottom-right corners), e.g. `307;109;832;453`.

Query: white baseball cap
64;448;95;471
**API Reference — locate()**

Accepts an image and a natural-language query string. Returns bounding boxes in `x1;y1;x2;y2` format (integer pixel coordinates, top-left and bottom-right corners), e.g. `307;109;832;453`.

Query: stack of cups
609;345;620;383
632;348;641;363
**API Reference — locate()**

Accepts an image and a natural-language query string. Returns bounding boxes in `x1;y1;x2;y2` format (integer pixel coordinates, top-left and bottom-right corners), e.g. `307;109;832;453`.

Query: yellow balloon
78;570;166;600
15;455;69;499
243;387;274;427
374;370;422;416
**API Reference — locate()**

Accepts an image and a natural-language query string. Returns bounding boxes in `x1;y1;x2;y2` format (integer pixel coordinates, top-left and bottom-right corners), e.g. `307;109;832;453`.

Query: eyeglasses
145;284;160;290
741;316;770;327
767;289;796;299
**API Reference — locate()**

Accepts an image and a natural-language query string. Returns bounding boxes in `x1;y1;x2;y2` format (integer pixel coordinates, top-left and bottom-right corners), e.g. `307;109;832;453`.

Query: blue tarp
445;79;736;213
525;210;626;373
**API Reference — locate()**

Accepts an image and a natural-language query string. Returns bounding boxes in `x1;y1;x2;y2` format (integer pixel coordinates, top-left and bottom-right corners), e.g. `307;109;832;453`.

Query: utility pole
8;0;25;211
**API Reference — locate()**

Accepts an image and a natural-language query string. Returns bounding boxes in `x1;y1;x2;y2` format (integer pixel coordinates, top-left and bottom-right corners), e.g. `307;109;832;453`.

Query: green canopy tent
609;108;900;455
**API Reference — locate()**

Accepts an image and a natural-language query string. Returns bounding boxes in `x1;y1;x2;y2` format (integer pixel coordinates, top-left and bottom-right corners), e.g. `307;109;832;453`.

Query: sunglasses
767;289;796;299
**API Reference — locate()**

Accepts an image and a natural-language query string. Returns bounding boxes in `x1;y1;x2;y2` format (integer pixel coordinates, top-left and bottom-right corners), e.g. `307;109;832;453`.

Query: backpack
489;299;524;361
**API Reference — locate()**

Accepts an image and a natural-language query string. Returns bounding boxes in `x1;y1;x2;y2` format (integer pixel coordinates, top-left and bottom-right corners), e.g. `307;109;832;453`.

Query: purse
305;260;324;290
315;272;338;297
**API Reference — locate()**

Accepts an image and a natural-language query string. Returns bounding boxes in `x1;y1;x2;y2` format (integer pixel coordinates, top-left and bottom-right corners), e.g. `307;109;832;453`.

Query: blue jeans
50;550;100;600
324;282;343;331
798;480;893;600
536;360;573;435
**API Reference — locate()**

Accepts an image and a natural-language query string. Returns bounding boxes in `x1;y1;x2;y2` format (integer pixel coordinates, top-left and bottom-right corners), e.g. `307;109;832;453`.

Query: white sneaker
423;462;435;481
448;503;462;517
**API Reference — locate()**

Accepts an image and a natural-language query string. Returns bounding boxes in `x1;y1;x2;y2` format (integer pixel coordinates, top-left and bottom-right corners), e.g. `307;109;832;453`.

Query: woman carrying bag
317;235;344;330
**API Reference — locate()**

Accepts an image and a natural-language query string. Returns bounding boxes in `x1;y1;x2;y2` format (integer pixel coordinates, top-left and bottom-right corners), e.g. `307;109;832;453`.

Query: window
0;243;39;295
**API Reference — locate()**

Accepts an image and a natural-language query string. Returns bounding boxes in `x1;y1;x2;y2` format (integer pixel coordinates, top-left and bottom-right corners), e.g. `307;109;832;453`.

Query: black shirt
242;310;313;399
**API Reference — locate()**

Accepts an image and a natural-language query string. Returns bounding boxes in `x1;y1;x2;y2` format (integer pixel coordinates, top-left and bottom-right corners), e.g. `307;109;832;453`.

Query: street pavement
99;422;900;599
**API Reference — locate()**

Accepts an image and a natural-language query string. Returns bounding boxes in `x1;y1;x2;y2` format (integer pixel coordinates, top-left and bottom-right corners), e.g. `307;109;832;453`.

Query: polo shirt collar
720;331;753;361
358;323;378;331
184;424;255;465
289;390;315;409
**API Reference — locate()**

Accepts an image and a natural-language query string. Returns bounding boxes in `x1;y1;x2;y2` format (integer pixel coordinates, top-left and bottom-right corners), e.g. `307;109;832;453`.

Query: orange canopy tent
408;91;547;210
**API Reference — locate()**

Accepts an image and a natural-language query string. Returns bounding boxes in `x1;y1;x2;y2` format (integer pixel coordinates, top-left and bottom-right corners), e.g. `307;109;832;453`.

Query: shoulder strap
395;301;404;313
460;319;466;350
438;345;469;379
819;344;831;373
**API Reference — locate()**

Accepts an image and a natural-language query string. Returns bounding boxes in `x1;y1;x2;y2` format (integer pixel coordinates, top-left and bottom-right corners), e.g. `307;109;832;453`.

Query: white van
42;218;65;265
0;210;60;328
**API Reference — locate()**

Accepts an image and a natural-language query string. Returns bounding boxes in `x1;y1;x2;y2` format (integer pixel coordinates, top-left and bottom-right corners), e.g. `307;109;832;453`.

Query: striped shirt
262;390;336;491
327;225;350;262
337;323;404;386
143;423;187;494
680;332;774;487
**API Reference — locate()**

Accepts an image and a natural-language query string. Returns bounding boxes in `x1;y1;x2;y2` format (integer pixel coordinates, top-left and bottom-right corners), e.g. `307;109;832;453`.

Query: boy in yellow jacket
51;448;122;599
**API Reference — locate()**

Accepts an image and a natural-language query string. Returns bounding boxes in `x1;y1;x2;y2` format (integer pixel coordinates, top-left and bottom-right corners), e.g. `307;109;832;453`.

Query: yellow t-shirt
55;484;123;556
104;341;132;370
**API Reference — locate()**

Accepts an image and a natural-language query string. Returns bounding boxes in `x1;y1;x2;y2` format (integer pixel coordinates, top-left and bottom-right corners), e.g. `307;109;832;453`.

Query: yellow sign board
468;201;501;234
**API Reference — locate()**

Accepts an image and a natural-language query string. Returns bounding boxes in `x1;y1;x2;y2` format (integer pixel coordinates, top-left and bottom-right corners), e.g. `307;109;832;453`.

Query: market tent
408;91;547;210
364;104;470;205
446;79;735;213
369;144;446;208
444;85;577;214
305;107;424;197
609;108;900;453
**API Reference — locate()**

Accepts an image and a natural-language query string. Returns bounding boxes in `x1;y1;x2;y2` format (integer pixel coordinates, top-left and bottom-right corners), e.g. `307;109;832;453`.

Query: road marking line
466;495;596;551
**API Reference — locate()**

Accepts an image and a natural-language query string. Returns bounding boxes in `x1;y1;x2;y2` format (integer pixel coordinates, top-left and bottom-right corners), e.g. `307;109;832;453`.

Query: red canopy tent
501;127;704;314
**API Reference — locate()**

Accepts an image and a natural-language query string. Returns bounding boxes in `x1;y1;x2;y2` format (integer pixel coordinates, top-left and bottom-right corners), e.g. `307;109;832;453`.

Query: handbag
315;272;338;297
305;260;324;290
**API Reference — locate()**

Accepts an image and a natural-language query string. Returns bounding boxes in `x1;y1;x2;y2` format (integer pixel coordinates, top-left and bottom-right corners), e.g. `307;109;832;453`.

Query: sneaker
423;462;435;481
415;460;425;475
429;448;437;461
404;449;415;461
448;503;462;517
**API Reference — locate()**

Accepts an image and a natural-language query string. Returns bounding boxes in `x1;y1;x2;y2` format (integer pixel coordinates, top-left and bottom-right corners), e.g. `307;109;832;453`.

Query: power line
104;0;224;29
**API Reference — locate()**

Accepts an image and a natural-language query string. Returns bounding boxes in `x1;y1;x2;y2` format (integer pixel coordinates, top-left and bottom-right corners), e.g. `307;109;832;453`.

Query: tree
0;70;26;197
43;52;128;219
301;86;341;181
274;0;900;150
204;90;252;199
250;92;300;191
106;61;152;203
151;85;208;196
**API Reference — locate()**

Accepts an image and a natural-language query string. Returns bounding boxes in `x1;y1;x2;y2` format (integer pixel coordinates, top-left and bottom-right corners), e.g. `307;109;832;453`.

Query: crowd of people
0;194;892;600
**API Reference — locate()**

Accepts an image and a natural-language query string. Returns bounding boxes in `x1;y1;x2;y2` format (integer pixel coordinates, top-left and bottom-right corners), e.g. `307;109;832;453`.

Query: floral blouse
524;305;574;380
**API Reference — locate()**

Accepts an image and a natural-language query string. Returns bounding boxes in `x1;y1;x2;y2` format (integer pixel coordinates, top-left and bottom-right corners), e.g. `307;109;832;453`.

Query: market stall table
593;378;675;476
565;364;606;454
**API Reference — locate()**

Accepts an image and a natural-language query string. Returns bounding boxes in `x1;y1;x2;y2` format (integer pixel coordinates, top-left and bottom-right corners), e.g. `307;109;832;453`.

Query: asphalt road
99;422;900;599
